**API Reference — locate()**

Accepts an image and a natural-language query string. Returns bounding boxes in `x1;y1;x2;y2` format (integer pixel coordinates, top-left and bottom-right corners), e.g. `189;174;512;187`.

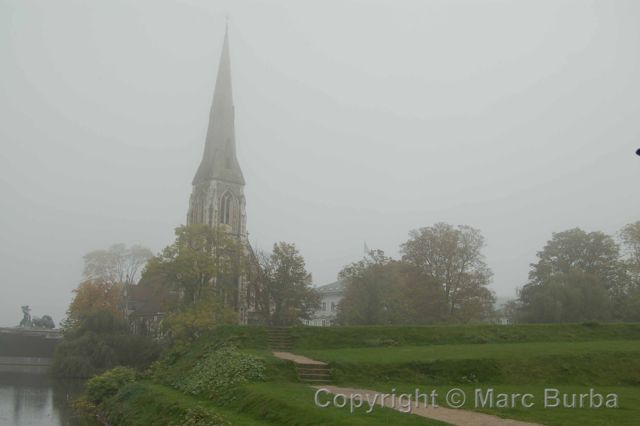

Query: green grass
104;381;445;425
97;324;640;425
221;382;445;425
289;323;640;350
299;340;640;364
103;381;265;425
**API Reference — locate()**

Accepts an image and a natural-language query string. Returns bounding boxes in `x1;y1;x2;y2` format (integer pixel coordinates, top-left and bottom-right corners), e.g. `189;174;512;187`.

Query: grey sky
1;0;639;327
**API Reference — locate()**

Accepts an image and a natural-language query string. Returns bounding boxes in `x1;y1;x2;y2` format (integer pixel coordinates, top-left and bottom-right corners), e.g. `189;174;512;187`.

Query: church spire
193;27;245;186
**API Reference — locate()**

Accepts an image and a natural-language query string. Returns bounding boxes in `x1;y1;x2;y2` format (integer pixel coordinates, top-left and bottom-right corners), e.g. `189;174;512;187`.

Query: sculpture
32;315;55;329
19;305;32;327
18;306;55;329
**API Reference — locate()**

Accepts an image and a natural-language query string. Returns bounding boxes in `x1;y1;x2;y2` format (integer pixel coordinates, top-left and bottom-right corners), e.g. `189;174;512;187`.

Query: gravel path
273;351;328;365
315;385;545;426
272;351;543;426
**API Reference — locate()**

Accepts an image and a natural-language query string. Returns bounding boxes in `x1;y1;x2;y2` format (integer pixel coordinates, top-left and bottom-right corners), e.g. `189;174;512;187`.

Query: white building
305;280;345;326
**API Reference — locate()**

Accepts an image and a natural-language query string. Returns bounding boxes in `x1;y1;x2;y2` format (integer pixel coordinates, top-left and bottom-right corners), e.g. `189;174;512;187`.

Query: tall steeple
193;26;245;186
187;26;247;239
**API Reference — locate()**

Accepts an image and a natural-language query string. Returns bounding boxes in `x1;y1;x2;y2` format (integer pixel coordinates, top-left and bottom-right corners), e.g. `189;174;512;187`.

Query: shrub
86;366;137;404
173;345;265;399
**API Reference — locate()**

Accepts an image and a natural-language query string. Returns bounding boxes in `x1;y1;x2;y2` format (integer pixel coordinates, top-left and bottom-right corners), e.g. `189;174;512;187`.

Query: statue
32;315;55;329
18;306;55;329
19;305;32;327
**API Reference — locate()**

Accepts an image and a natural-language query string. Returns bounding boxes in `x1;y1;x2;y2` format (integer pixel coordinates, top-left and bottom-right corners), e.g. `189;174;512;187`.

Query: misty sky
1;0;639;327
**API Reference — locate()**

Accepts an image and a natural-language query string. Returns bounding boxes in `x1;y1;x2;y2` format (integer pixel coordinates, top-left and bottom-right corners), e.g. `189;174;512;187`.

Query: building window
331;302;336;312
220;192;232;225
321;302;326;311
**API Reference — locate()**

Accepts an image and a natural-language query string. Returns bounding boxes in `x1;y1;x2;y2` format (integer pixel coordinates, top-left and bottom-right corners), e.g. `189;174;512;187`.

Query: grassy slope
101;324;640;426
289;323;640;349
288;326;640;426
299;340;640;363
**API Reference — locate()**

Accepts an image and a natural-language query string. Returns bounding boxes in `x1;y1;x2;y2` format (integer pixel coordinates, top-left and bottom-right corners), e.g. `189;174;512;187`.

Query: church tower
187;27;252;324
187;27;247;240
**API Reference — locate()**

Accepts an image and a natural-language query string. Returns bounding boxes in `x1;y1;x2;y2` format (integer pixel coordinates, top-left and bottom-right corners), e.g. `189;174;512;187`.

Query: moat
0;373;84;426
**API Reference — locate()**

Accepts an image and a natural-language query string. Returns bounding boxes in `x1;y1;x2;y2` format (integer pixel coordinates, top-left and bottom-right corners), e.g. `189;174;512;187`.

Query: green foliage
338;250;444;325
143;224;244;305
518;227;627;323
163;293;237;342
172;345;265;400
255;242;319;325
53;310;161;378
100;382;257;426
338;223;496;326
86;366;137;404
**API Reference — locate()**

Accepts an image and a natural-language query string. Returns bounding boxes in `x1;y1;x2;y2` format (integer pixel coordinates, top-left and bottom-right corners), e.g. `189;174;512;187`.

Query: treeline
507;222;640;323
336;221;640;325
337;223;495;325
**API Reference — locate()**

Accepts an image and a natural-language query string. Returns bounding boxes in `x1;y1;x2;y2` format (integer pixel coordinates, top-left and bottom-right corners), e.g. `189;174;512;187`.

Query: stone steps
267;327;294;351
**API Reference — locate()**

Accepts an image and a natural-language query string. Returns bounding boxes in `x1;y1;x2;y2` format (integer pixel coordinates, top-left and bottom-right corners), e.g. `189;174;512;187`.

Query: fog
1;0;639;327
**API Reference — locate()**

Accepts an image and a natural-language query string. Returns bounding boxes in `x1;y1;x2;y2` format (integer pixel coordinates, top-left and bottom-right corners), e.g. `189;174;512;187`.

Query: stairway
295;363;332;384
267;326;294;351
270;332;333;384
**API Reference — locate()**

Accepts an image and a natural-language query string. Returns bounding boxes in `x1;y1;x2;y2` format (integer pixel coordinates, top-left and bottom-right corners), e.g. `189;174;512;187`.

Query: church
128;27;257;330
185;26;254;325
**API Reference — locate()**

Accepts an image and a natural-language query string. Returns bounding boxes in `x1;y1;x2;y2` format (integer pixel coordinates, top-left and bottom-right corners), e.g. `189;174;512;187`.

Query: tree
255;242;319;326
83;244;153;286
337;250;396;325
142;225;244;307
53;310;160;378
163;292;237;342
617;221;640;321
66;280;124;326
400;223;495;322
336;250;441;325
518;228;622;323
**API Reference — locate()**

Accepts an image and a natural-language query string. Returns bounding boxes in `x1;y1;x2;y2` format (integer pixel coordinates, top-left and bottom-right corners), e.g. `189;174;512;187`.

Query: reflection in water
0;373;84;426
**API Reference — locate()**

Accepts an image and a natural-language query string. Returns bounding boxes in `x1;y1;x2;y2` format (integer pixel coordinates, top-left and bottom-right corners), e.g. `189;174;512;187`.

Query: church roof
193;27;245;186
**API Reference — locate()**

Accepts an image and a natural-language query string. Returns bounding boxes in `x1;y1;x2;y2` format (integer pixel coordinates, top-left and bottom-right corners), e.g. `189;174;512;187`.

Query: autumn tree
254;242;319;326
67;280;124;324
65;243;151;325
400;223;495;322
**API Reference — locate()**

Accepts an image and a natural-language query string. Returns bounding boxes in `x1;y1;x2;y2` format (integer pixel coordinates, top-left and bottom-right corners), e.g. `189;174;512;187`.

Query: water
0;373;85;426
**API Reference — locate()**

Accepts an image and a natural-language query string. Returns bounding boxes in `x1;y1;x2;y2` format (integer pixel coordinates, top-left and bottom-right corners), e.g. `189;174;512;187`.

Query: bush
173;345;265;399
86;366;137;404
53;310;161;378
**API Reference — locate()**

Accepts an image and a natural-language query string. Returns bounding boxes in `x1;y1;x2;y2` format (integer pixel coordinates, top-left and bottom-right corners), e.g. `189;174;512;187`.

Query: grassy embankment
289;324;640;426
99;323;640;425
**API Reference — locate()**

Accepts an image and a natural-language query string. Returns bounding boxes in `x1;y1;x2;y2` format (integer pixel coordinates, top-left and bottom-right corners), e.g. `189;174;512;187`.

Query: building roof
193;26;245;186
315;280;345;295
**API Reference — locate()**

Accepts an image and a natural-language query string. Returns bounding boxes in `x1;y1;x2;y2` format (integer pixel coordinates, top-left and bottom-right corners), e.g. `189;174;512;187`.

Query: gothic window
220;192;233;225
